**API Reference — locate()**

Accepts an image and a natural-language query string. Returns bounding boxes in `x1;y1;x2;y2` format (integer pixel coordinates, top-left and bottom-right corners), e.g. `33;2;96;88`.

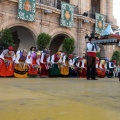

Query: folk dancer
86;37;100;80
0;46;15;77
98;59;106;78
75;57;82;77
68;54;78;77
26;51;40;77
60;51;69;77
49;52;61;77
106;60;115;78
39;51;50;77
14;49;28;78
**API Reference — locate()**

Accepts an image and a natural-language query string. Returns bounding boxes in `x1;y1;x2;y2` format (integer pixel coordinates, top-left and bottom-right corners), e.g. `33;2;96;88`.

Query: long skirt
39;63;49;77
0;59;14;77
60;62;69;76
14;63;28;78
78;68;87;78
107;69;113;78
49;64;60;77
69;67;78;77
28;64;38;77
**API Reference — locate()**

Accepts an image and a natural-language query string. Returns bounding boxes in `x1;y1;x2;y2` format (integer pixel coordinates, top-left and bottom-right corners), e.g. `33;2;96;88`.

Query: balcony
36;0;78;14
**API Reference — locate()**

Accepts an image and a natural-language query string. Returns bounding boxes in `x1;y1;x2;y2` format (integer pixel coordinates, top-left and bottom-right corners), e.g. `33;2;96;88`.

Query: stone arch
0;19;39;51
0;19;39;41
49;34;70;55
49;28;76;55
50;28;76;40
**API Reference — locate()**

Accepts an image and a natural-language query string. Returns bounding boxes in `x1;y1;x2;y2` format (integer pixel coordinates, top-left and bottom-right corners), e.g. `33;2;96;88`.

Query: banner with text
61;2;74;27
95;13;105;34
18;0;36;21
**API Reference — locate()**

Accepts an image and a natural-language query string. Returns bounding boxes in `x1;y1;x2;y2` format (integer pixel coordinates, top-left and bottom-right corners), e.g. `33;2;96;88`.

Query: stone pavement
0;77;120;120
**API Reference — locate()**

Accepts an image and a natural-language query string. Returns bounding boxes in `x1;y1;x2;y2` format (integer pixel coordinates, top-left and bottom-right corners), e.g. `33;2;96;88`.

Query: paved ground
0;77;120;120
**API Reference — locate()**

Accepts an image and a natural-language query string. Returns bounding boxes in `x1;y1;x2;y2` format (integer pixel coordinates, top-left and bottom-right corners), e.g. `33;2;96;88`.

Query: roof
91;38;119;45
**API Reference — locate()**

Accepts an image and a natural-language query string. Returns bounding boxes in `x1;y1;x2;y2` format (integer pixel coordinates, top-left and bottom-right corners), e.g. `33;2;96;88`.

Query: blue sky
113;0;120;28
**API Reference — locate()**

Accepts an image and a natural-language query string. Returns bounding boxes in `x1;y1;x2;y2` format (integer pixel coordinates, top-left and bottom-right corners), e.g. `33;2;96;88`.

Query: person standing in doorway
86;36;100;80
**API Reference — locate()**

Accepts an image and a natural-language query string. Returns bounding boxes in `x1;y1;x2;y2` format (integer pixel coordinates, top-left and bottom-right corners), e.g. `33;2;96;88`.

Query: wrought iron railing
36;0;78;14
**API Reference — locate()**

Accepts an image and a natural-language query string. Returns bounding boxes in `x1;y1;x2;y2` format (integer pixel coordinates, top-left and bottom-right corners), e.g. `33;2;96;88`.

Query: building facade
0;0;118;58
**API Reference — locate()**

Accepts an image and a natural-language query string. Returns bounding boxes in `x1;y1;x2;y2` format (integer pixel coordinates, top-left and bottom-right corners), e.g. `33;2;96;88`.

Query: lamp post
85;34;89;43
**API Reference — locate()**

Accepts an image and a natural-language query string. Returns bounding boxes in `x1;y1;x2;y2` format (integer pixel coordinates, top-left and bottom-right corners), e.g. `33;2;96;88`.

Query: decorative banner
95;13;105;34
18;0;36;21
61;2;74;27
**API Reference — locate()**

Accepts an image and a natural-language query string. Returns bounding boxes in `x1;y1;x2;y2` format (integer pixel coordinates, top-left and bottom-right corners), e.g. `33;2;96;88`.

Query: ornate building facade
0;0;118;58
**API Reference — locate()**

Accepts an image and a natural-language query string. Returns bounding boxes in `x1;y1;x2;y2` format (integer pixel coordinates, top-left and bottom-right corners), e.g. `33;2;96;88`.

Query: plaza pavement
0;77;120;120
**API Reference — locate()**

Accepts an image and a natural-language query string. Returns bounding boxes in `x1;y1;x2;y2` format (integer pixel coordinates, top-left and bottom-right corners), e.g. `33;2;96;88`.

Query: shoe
87;78;91;80
91;78;98;80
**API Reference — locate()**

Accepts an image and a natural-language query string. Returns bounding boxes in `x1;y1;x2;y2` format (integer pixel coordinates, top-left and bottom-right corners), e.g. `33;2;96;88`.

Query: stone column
55;0;57;8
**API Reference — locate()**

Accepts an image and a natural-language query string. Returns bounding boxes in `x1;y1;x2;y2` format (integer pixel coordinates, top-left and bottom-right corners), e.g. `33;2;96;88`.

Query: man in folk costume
107;60;115;78
96;57;100;77
68;54;78;77
0;46;15;77
14;49;28;78
60;51;69;77
75;57;82;77
26;51;40;77
39;51;50;77
86;37;100;80
49;52;61;77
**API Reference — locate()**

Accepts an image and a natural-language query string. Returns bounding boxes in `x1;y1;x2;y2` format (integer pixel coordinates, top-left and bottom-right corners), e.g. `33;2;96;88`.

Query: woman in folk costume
49;52;61;77
14;49;28;78
68;54;78;77
39;51;50;77
60;51;69;77
26;46;36;64
80;56;87;78
26;51;40;77
99;60;106;78
0;46;15;77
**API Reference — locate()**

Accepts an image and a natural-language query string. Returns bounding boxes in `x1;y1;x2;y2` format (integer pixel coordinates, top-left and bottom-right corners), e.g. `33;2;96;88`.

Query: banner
95;13;105;34
18;0;36;21
61;2;74;27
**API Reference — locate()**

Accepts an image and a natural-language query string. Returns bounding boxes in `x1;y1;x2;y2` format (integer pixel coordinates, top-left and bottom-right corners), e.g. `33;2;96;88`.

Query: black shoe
87;78;91;80
91;78;98;80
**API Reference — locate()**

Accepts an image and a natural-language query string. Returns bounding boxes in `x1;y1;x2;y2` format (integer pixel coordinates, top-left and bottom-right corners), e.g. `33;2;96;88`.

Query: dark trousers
87;56;96;79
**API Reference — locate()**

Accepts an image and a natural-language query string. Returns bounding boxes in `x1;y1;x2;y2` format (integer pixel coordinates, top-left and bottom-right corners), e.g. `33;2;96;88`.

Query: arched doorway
49;34;70;55
11;26;36;52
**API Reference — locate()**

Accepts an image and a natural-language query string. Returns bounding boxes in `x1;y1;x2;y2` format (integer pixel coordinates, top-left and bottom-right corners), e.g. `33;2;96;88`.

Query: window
57;0;70;9
90;0;100;19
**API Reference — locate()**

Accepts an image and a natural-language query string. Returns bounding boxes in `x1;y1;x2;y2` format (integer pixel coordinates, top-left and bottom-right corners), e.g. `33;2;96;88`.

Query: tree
0;28;14;49
37;33;51;51
62;38;75;54
111;50;120;63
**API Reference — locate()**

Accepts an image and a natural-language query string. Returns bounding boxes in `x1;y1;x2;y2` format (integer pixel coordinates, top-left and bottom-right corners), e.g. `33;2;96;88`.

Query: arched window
90;0;100;19
57;0;70;9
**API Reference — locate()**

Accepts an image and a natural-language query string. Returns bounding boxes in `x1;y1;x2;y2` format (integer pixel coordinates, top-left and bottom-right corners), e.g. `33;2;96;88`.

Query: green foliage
37;33;51;51
0;28;14;49
62;38;75;54
112;50;120;63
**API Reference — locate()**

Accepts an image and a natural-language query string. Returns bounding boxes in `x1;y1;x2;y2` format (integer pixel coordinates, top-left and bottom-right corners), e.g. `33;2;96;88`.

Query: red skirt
0;58;14;77
39;63;49;77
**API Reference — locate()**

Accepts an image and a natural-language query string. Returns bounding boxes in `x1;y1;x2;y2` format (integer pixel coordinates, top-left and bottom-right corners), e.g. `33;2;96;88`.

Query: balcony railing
36;0;78;14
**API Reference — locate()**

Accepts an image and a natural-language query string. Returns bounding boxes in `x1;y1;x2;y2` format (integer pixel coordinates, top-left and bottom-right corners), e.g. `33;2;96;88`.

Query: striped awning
91;38;118;45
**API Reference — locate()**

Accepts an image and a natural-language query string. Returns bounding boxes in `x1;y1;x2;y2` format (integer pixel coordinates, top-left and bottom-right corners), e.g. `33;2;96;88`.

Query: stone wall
0;0;118;58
